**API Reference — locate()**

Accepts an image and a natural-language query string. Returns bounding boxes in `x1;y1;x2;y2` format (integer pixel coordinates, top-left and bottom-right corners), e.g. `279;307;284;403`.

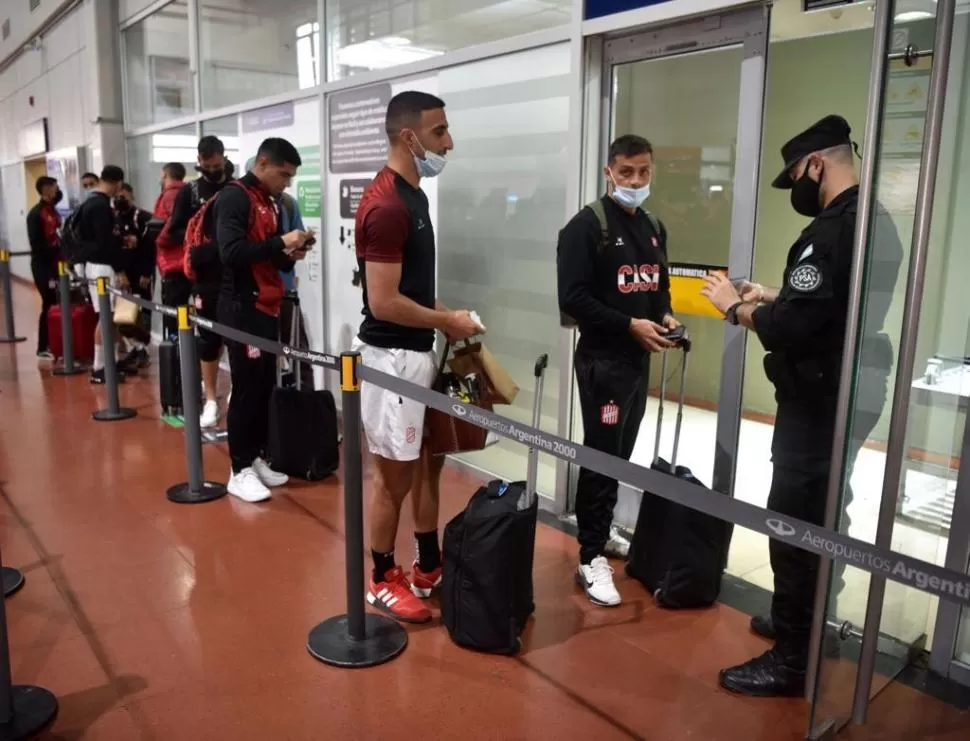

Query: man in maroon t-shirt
355;91;480;624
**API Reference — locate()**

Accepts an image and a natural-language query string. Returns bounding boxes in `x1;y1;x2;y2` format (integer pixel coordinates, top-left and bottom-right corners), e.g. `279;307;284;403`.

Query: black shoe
90;368;127;385
719;650;806;697
751;616;842;657
751;615;776;640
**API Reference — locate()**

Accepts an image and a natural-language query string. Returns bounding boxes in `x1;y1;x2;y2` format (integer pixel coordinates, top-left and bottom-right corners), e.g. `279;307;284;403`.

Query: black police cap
772;114;853;190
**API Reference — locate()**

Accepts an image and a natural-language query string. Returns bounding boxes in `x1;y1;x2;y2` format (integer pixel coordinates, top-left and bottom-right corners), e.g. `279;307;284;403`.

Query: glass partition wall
810;0;970;735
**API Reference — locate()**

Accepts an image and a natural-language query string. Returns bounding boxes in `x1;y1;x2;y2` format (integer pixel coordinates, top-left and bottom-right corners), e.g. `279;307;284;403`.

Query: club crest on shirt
601;401;620;426
406;426;417;444
789;263;822;293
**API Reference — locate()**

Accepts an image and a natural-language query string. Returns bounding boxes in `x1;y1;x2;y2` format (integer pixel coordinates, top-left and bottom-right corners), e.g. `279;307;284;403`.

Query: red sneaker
410;561;443;598
367;566;432;624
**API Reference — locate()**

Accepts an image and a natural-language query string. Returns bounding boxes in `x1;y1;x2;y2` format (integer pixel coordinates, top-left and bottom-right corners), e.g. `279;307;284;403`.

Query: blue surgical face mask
609;170;650;209
409;137;447;179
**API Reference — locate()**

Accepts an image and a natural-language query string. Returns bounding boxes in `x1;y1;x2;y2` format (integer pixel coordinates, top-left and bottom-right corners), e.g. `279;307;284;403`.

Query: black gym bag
441;354;548;654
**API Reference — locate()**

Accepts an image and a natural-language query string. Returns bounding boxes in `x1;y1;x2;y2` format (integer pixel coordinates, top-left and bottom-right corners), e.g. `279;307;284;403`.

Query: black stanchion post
0;545;57;739
0;570;23;600
0;249;26;345
166;306;227;504
307;352;408;668
91;278;136;422
51;263;83;377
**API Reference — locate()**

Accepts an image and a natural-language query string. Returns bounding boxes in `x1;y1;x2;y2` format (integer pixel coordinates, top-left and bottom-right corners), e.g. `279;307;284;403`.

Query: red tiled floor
1;280;967;740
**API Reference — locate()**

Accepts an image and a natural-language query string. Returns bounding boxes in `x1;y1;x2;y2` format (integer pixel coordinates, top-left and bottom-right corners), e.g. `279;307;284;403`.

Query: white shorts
354;340;437;462
84;263;116;313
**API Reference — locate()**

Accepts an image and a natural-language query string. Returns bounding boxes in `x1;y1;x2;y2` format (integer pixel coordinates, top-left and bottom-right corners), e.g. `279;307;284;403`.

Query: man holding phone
557;134;679;608
216;137;313;503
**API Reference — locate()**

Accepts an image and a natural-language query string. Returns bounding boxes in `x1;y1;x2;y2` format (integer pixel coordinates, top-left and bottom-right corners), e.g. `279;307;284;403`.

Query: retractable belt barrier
6;251;30;258
93;286;970;608
106;285;179;318
0;249;27;344
358;363;970;609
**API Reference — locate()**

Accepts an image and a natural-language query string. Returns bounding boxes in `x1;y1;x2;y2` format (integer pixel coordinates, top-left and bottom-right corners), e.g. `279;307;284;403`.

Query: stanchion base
307;613;408;668
92;407;137;422
0;337;27;344
52;365;85;376
0;686;58;740
166;481;227;504
2;567;24;598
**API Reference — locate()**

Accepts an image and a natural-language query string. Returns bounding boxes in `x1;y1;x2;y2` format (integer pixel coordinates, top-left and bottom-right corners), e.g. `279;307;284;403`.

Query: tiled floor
0;280;967;740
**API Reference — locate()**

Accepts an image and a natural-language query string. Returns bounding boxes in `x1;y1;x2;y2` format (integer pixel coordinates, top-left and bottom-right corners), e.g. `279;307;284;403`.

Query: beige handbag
113;297;140;326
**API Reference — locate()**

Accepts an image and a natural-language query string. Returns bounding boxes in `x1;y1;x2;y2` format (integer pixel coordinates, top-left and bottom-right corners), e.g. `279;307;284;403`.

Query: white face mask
409;137;447;179
609;170;650;209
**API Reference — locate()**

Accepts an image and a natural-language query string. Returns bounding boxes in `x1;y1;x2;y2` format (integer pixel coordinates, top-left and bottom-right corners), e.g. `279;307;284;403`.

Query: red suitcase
48;303;97;362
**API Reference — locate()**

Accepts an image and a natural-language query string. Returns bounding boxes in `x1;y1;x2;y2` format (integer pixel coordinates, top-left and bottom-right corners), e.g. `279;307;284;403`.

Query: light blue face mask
409;139;447;179
609;170;650;209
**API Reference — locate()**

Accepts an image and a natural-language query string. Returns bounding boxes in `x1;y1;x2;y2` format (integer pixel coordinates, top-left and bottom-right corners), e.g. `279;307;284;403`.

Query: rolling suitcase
267;296;339;480
441;353;548;655
48;302;97;363
158;340;182;416
626;333;733;609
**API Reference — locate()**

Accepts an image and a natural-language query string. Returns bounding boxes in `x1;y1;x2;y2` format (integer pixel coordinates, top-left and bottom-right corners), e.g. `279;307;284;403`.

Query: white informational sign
324;75;439;358
238;98;325;386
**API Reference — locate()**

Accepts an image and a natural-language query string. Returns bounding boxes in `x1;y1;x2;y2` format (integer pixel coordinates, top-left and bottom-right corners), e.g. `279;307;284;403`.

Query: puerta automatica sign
328;83;393;174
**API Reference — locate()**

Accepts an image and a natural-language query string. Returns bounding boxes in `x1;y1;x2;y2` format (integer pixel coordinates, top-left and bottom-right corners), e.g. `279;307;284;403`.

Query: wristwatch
725;301;744;326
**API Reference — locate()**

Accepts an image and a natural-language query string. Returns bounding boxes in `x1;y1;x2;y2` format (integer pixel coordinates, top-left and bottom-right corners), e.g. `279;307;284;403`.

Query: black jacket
115;206;155;283
557;196;672;359
78;192;124;270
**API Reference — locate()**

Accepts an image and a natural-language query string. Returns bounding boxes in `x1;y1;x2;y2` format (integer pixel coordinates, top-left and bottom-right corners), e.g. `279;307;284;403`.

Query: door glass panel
581;46;743;529
812;10;963;731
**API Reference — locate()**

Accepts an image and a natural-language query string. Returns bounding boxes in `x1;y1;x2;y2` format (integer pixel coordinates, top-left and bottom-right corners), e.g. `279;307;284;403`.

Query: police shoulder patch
788;263;823;293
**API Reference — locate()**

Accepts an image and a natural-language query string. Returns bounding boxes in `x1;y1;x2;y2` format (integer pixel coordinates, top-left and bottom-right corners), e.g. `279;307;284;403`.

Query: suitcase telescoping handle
276;291;303;390
652;331;691;469
525;353;549;503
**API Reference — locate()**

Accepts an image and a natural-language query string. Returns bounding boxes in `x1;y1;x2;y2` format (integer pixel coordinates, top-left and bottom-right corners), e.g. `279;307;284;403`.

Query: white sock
93;344;104;371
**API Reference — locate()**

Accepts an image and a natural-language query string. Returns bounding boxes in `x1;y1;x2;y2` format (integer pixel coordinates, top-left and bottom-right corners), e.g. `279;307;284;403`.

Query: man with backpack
69;165;135;384
557;134;679;608
167;136;234;428
216;138;312;503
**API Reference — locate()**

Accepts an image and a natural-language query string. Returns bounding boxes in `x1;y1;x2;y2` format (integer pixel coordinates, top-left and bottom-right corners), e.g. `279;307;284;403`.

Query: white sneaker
577;556;622;607
228;468;271;503
253;457;288;488
200;400;219;428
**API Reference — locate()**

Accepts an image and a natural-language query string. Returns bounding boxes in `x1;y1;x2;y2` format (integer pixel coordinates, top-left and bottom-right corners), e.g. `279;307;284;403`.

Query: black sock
372;550;395;583
415;530;441;573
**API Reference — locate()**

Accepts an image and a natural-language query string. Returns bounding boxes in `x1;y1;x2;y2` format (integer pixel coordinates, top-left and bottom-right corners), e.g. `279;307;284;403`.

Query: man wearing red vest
215;137;312;503
154;162;188;340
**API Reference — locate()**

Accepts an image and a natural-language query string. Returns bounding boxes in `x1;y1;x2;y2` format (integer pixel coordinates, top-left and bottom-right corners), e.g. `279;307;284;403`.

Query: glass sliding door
571;6;769;533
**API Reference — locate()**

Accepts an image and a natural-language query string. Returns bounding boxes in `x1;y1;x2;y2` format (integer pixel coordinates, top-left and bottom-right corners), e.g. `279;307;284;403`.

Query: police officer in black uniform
702;115;902;697
558;134;679;608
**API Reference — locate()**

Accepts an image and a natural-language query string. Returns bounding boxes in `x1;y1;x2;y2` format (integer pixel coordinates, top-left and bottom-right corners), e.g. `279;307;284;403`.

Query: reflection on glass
810;12;962;731
325;0;571;80
126;125;198;212
199;0;319;111
123;1;194;128
435;44;570;495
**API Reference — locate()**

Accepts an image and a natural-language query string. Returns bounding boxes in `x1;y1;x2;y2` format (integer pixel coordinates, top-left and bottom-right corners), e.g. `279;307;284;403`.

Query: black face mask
790;167;823;218
115;197;130;212
53;189;64;204
201;169;224;184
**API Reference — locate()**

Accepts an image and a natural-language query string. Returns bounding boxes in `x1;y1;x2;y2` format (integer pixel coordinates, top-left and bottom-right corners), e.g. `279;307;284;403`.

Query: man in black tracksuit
703;115;902;697
166;136;234;429
26;176;62;359
558;135;679;608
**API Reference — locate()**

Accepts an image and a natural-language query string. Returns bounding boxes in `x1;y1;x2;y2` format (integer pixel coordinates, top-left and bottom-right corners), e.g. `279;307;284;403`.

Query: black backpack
60;204;95;265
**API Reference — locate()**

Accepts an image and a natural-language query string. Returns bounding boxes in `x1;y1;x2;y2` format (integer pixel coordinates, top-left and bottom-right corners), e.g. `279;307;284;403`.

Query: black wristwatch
725;301;745;326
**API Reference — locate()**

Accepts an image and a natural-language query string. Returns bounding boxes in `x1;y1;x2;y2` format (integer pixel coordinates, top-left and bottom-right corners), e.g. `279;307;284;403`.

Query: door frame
563;4;770;518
